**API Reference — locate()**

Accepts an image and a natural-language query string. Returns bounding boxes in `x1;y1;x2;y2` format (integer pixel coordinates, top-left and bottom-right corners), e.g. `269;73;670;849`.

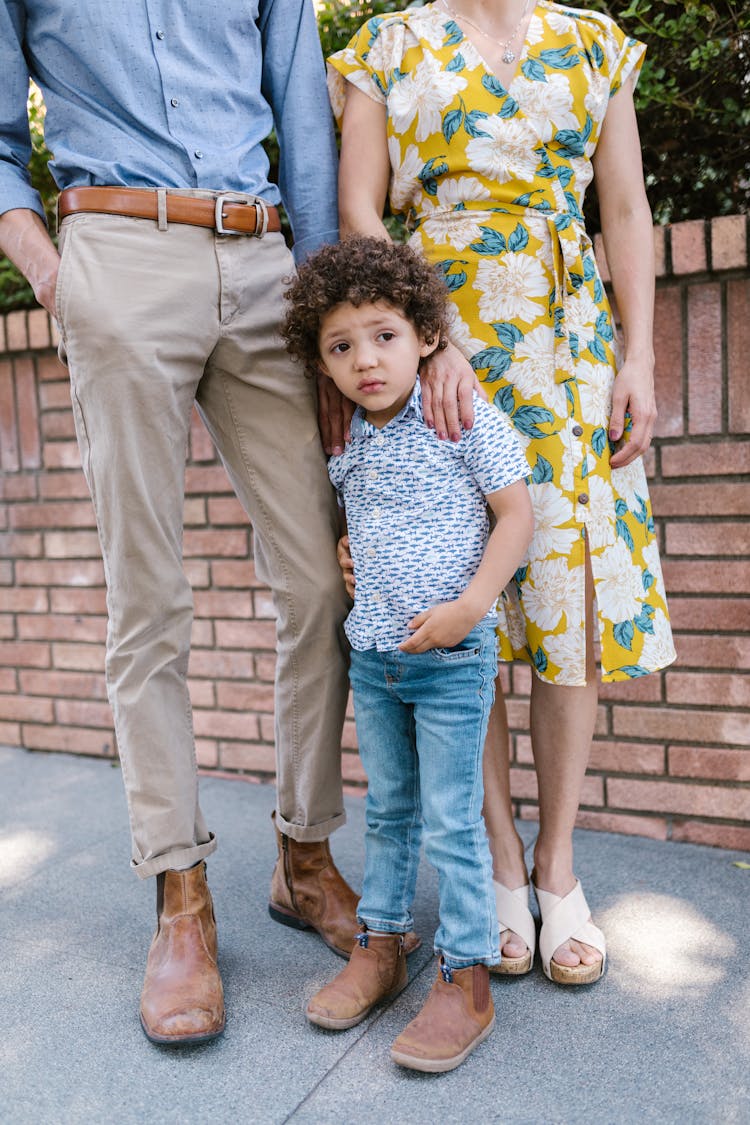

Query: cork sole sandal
488;881;536;976
533;878;606;986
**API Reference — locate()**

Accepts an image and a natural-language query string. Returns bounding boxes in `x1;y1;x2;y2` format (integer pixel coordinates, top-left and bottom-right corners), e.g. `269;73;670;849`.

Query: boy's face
318;301;437;429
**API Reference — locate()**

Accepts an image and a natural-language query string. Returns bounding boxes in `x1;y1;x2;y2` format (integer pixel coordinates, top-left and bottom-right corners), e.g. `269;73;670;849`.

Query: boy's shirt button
367;547;376;558
372;508;381;520
368;469;378;480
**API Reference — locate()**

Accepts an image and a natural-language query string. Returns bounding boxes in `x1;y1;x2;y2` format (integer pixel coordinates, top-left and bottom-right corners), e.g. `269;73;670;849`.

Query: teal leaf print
442;270;467;292
469;227;507;254
515;564;529;583
537;163;557;179
498;96;519;119
539;46;580;70
553;212;572;231
556;165;574;189
568;331;579;358
464;110;490;137
591;427;607;456
512;192;534;207
444;20;463;45
569;271;584;290
554;116;592;159
583;256;596;281
443;108;463;143
422;178;438;196
564;191;583;221
532;454;554;483
614;499;629;517
642;569;655;591
647;515;655;534
616;517;635;551
590;40;605;68
521;57;547;82
565;381;575;405
447;53;465;73
581;454;589;478
634;496;649;525
554;304;565;335
596;310;613;341
493;383;516;415
507;223;529;251
634;605;656;634
613;620;635;651
620;664;650;678
492;321;523;349
593;279;604;303
532;647;549;675
481;74;505;98
588;335;608;363
471;347;513;380
512;404;555;439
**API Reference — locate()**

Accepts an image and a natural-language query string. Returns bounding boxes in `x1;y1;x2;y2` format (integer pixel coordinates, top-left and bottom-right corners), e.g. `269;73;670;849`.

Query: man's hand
609;357;657;468
398;598;481;654
317;373;356;456
419;340;486;441
0;209;60;318
337;534;355;598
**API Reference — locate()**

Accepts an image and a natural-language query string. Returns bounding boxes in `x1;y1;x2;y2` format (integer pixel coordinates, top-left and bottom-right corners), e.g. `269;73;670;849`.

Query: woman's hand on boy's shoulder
420;342;486;442
317;373;356;456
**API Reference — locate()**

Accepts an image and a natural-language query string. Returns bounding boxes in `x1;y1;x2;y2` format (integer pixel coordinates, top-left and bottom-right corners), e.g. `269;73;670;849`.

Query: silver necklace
439;0;531;64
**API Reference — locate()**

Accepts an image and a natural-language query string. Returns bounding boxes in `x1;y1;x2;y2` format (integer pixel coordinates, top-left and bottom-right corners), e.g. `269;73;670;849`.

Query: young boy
282;237;533;1073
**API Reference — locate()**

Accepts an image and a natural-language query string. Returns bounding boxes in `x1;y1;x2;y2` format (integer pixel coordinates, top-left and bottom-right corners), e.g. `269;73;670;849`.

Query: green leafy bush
2;2;748;312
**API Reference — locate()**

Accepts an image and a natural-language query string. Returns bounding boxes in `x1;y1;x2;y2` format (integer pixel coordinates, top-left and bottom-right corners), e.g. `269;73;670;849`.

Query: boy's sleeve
462;397;530;495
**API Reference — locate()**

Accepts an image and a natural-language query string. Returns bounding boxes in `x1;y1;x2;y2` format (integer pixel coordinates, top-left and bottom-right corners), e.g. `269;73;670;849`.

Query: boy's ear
419;335;441;360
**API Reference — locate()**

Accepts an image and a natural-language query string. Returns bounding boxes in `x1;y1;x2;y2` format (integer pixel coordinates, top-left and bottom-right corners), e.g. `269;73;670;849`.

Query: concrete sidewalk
1;743;748;1124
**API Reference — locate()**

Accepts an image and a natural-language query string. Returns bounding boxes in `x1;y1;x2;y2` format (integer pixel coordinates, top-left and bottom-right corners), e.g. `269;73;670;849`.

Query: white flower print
465;117;539;184
545;620;587;684
594;539;644;623
475;252;548;323
576;360;613;426
420;178;492;248
610;458;649;511
527;482;580;561
523;556;582;632
565;286;600;349
560;436;582;493
637;608;676;671
389;140;423;213
580;473;616;550
510;74;578;142
584;71;610;125
388;54;467;142
546;10;575;38
525;12;546;46
642;538;668;601
510;325;568;417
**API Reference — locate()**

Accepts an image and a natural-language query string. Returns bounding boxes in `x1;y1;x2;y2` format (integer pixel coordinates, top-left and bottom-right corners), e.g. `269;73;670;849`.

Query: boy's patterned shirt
329;377;530;651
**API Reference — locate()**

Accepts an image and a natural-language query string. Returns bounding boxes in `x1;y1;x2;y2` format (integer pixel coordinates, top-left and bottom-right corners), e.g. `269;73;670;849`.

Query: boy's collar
350;374;423;439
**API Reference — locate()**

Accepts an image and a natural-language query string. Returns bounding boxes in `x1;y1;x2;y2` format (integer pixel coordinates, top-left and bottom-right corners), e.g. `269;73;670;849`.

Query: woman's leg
482;686;530;960
530;549;601;968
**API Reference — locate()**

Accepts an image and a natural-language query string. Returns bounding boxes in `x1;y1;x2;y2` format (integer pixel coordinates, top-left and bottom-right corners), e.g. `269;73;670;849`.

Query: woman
326;0;676;984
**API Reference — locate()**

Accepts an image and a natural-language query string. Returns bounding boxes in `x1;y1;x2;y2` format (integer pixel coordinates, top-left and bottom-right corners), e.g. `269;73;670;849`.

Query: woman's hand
337;534;355;599
317;373;356;456
609;356;656;468
420;341;486;441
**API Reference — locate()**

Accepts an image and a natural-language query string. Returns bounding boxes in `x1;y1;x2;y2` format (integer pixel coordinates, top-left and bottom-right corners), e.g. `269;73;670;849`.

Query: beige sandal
489;881;536;976
533;878;606;985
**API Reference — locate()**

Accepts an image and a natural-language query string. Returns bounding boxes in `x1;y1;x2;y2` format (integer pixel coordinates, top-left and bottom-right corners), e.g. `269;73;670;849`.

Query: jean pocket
430;627;484;663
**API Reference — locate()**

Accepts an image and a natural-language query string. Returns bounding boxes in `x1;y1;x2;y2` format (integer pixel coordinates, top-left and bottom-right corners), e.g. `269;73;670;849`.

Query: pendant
502;48;516;63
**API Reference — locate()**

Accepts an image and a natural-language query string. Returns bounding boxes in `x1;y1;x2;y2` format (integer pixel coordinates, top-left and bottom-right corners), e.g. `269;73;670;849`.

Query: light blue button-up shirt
0;0;338;259
329;378;530;652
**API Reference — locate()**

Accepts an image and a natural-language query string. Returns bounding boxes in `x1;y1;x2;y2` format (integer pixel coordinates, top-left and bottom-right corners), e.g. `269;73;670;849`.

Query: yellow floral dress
328;0;676;686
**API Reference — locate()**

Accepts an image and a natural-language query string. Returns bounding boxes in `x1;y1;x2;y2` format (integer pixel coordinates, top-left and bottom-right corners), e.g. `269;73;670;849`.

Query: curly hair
281;236;450;377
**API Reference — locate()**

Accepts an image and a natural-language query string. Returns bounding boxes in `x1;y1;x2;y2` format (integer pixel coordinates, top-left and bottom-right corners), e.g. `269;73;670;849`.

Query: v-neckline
430;1;542;97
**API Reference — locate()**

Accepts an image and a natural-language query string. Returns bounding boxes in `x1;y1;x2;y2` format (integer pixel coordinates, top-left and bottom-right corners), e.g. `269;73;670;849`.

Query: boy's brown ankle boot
390;960;494;1072
306;932;407;1030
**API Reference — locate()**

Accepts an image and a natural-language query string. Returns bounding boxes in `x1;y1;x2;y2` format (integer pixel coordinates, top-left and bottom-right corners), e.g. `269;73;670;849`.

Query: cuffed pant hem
357;916;411;936
274;808;346;843
130;833;217;880
439;949;501;971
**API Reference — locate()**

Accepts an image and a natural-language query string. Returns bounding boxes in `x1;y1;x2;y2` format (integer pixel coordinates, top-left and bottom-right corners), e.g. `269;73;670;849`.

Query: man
0;0;359;1044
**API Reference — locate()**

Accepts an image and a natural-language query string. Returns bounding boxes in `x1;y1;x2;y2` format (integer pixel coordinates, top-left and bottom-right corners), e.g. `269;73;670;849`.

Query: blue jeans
349;624;500;970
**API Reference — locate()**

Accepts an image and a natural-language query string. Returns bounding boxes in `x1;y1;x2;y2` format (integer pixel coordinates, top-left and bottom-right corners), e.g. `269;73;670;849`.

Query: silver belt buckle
214;191;249;235
214;192;268;237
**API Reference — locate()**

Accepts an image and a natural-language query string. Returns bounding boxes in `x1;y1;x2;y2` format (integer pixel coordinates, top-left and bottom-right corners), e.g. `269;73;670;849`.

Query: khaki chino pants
55;202;350;877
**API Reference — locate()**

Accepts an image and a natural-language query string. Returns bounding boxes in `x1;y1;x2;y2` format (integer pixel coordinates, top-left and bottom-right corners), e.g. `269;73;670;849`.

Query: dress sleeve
582;12;646;98
326;18;393;127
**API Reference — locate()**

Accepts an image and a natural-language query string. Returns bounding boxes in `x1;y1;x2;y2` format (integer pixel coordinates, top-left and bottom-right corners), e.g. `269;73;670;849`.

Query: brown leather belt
57;186;280;237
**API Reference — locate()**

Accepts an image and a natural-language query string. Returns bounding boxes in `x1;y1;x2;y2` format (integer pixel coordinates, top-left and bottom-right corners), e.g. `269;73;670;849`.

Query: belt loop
156;189;168;232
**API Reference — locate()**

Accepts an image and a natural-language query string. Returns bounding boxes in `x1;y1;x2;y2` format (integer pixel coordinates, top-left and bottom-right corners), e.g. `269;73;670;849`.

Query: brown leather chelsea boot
307;931;407;1029
390;960;494;1072
139;862;225;1045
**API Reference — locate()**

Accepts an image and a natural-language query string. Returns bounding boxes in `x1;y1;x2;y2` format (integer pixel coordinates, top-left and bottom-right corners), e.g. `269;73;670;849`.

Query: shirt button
578;493;589;505
373;592;381;603
572;424;583;437
155;30;165;40
368;469;378;480
194;150;204;159
375;434;386;445
367;548;376;558
170;97;180;108
372;507;381;520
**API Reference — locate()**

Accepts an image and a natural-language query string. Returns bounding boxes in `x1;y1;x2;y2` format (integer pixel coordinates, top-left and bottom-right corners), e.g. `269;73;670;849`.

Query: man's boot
390;960;494;1072
268;811;363;957
307;932;407;1029
139;862;225;1045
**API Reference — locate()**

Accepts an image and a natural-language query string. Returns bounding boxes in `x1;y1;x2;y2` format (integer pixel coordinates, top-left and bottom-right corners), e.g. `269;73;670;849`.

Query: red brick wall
1;215;748;849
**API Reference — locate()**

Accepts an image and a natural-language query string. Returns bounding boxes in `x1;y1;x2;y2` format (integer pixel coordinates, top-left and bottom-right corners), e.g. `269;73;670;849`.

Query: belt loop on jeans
156;189;168;231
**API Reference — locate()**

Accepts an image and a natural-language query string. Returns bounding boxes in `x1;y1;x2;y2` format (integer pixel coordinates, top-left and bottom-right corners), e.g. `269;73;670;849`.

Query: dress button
572;424;583;437
170;97;180;108
578;493;589;505
155;30;165;40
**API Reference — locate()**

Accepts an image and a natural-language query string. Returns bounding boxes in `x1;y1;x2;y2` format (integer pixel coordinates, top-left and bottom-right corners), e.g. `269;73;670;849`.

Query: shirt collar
350;374;424;439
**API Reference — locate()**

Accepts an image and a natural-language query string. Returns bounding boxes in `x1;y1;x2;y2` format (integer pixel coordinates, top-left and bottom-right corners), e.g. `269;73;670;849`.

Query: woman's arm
592;79;657;469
